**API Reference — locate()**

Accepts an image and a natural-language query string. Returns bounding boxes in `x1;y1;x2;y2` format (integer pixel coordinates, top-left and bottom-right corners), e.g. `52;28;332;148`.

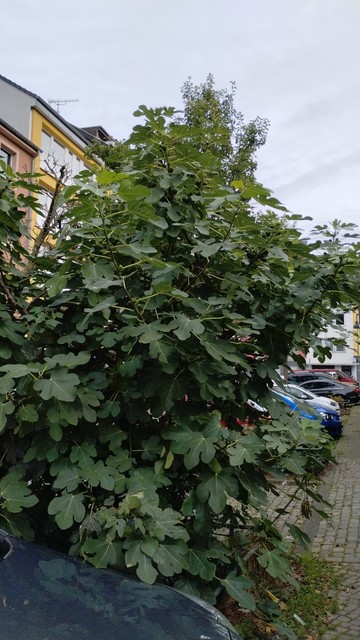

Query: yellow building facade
30;108;95;241
0;74;106;248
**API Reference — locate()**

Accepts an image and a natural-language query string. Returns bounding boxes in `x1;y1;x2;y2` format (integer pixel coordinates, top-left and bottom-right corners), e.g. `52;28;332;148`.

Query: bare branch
31;165;66;258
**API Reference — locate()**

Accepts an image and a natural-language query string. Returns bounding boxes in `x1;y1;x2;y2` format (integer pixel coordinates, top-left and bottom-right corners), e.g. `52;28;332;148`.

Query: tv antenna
49;98;79;114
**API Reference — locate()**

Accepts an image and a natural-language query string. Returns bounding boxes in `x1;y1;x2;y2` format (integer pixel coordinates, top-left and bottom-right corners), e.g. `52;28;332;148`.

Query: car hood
307;396;340;413
0;533;241;640
310;403;339;418
272;391;320;420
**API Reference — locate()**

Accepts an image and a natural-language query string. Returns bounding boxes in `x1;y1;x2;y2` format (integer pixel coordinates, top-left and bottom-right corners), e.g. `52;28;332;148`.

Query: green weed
281;552;342;638
233;552;342;639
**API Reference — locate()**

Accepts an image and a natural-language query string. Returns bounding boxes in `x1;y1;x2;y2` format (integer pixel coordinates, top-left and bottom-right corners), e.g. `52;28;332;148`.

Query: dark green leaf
169;314;205;340
53;467;81;492
48;492;85;529
34;369;79;402
153;540;188;577
82;460;115;490
0;399;15;432
82;534;124;568
125;539;158;584
184;548;216;580
164;414;222;470
220;571;255;610
257;547;292;580
197;468;238;513
0;468;39;513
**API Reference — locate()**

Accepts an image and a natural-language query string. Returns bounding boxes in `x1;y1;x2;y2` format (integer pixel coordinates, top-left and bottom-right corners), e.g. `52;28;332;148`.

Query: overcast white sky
2;0;360;229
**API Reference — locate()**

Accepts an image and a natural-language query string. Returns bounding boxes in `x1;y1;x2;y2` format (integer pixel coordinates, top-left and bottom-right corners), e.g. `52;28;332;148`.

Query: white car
272;383;340;415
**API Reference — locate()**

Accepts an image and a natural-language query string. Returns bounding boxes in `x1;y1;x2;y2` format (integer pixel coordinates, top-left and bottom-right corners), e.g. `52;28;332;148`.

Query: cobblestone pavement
269;406;360;639
312;406;360;639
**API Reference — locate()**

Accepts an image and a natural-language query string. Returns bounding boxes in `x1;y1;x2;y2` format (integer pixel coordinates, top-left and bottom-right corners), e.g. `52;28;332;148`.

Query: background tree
0;104;359;636
179;73;269;182
87;74;269;185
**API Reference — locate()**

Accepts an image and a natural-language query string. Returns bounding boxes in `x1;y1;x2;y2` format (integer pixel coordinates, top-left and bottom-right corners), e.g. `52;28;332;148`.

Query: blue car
0;529;242;640
273;390;343;439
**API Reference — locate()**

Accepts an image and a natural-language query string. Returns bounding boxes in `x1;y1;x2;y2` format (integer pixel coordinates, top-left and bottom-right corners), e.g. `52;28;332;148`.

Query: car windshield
273;386;303;399
286;386;311;399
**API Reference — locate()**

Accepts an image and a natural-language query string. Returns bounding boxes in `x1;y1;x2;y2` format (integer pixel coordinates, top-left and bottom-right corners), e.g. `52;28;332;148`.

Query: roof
80;126;112;142
0;74;91;146
0;116;39;154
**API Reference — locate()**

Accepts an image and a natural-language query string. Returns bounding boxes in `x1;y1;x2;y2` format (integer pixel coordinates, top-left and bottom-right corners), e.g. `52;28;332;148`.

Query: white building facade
305;311;357;378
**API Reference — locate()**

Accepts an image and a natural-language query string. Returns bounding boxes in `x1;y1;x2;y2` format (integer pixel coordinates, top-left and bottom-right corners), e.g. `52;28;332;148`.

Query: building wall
0;128;35;173
0;122;38;249
31;108;92;182
30;109;94;238
305;311;355;376
0;75;101;250
0;79;34;138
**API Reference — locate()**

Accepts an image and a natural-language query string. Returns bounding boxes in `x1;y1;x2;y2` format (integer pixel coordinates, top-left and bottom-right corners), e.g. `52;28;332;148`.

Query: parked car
273;383;341;415
287;371;334;385
0;529;242;640
309;369;359;386
298;379;360;405
273;390;343;438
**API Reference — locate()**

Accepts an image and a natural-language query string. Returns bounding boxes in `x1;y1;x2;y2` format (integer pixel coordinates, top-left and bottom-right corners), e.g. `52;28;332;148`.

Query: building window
335;344;345;352
36;188;67;231
41;130;51;158
322;339;333;351
0;146;12;166
342;366;352;375
321;338;346;352
40;128;89;180
53;139;65;166
335;313;345;325
36;189;53;227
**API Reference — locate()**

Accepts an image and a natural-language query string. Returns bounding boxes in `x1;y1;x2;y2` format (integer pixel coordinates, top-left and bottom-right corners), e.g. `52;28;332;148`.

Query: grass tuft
231;552;343;639
281;552;342;638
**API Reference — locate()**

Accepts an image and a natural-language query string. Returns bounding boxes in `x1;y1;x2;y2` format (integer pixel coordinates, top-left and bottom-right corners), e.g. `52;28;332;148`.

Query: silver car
273;383;340;414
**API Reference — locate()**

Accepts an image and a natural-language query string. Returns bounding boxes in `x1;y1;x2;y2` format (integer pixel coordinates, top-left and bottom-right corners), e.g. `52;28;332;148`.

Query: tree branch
31;165;66;258
0;270;26;314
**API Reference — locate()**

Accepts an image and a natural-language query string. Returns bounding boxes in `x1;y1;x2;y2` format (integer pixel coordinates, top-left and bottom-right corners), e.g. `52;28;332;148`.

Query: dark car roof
289;371;332;378
311;369;359;384
290;369;358;384
301;378;345;386
0;531;240;640
300;379;357;392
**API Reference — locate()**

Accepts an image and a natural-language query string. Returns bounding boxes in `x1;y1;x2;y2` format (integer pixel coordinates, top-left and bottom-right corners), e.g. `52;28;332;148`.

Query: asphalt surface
270;405;360;639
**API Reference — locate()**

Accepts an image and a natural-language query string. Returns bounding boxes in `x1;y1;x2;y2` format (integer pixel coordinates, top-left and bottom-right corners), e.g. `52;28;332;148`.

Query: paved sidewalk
270;406;360;638
309;405;360;639
265;406;360;638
